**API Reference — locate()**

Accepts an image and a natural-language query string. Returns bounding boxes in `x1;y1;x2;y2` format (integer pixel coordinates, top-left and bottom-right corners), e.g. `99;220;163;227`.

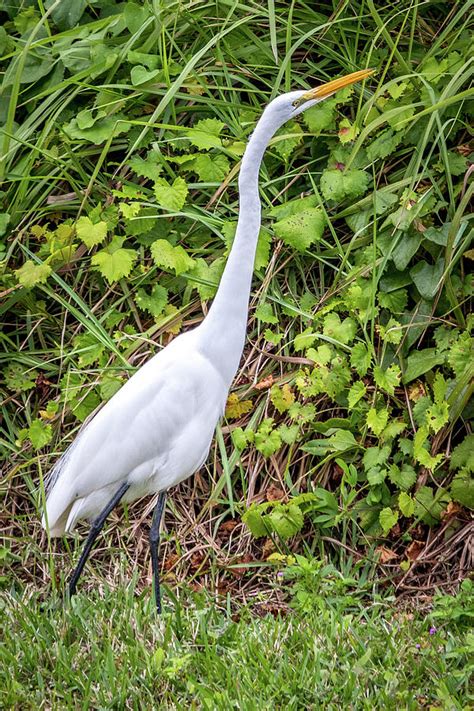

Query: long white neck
196;108;283;386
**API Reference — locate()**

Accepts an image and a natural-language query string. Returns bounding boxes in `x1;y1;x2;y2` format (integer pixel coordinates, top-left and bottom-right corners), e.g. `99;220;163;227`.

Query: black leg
149;491;167;613
68;482;130;599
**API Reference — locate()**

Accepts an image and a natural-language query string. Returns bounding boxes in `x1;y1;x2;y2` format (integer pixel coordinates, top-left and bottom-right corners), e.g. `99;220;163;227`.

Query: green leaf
232;427;249;451
425;401;449;434
127;51;159;70
338;118;359;144
63;114;131;144
450;435;474;472
274;121;303;160
188;257;225;300
223;221;272;270
450;471;474;510
76;216;107;248
0;212;10;237
270;384;295;414
447;332;472;376
320;169;370;203
135;284;168;317
273;208;325;252
402;349;445;383
154;177;188;211
398;492;415;518
130;65;162;86
128;152;162;182
366;408;389;437
278;423;300;445
410;259;444;300
28;419;53;450
379;507;398;535
413;426;444;470
91;238;136;283
15;261;52;288
378;288;408;313
186;118;225;150
303;99;336;132
242;507;268;538
255;419;281;457
366;128;402;161
388;463;416;491
151;239;195;275
373;364;401;396
73;332;105;367
4;363;37;392
100;374;123;401
347;381;366;409
350;342;371;376
363;445;391;470
268;504;304;539
392;232;422;270
192;153;229;181
269;195;319;220
323;313;357;345
414;485;450;524
255;302;278;324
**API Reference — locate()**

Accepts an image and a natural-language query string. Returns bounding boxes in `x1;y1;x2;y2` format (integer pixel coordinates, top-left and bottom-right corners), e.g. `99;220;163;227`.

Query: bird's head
265;68;374;125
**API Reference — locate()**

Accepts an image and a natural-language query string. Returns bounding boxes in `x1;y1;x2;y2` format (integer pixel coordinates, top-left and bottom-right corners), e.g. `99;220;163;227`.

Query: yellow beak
294;68;374;107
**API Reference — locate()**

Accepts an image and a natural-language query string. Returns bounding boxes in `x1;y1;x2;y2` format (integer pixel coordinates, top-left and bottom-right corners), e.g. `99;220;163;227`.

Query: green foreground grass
2;581;473;710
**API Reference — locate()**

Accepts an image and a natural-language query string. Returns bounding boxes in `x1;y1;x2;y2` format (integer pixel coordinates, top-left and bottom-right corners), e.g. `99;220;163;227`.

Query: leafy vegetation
1;4;472;702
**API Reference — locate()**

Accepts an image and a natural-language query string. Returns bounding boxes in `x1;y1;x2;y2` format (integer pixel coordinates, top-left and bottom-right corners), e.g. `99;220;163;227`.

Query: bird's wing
44;332;227;531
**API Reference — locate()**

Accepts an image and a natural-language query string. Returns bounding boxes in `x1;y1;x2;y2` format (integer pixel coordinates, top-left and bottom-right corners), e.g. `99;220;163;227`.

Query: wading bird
43;69;373;612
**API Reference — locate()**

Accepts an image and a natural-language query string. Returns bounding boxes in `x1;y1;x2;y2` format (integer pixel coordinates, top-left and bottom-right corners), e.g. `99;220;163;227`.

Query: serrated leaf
232;427;249;450
255;302;278;324
378;288;408;313
274;120;303;160
323;312;357;345
414;485;450;524
366;129;402;161
100;374;123;401
28;419;53;450
366;408;389;437
373;364;401;396
338;118;359;144
150;239;195;275
255;419;281;457
303;99;336;132
76;216;107;248
154;177;188;211
186;118;225;150
447;332;472;376
278;423;300;445
388;463;416;491
4;363;38;392
350;342;371;376
347;381;366;409
273;207;325;252
425;401;449;434
91;240;136;283
15;260;52;288
450;435;474;472
73;332;105;367
188;257;225;300
135;284;168;317
413;426;444;470
398;491;415;517
450;471;474;510
242;507;268;538
225;393;253;419
192;153;230;181
379;507;398;535
128;152;162;182
268;504;304;539
320;169;370;203
270;384;295;414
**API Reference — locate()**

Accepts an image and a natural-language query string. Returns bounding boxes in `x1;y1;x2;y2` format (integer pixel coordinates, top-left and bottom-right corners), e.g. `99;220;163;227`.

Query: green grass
1;1;473;707
2;581;473;709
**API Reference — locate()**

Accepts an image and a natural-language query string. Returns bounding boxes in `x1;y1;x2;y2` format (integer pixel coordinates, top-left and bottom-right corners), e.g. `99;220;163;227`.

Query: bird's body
41;70;373;609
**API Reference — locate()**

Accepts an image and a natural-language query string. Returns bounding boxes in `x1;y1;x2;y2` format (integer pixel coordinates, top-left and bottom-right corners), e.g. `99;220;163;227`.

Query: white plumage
41;70;372;607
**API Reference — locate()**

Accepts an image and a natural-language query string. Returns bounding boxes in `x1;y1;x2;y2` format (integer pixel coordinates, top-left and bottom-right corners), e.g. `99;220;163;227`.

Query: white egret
42;69;373;612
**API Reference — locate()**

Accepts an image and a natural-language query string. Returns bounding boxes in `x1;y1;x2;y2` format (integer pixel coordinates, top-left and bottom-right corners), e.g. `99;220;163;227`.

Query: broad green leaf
338;118;359;144
413;426;444;470
151;239;195;275
320;169;370;203
193;153;229;181
373;364;401;396
135;284;168;317
274;121;303;160
63;114;131;144
426;401;449;434
255;302;278;324
323;312;357;345
0;212;10;236
268;195;319;220
154;177;188;211
366;408;389;437
71;391;101;422
350;342;371;376
186;118;225;150
450;435;474;472
4;363;37;392
273;207;325;252
450;471;474;510
378;288;408;313
130;65;162;86
232;427;249;450
303;99;336;132
447;332;472;376
398;492;415;518
91;236;136;283
100;374;123;401
388;463;416;491
363;445;391;470
128;152;162;182
27;419;53;450
414;485;450;524
402;349;445;383
242;507;268;538
268;504;304;539
127;51;159;70
73;332;105;367
15;260;52;288
188;257;225;300
255;419;282;457
392;233;422;270
379;507;398;535
347;381;366;409
76;216;107;248
410;259;444;300
270;384;295;414
278;423;300;445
